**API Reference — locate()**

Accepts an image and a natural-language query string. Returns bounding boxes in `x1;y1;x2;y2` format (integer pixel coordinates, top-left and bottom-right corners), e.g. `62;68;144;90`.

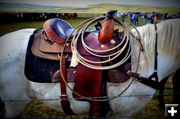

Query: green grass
0;18;152;36
0;18;89;36
0;21;43;36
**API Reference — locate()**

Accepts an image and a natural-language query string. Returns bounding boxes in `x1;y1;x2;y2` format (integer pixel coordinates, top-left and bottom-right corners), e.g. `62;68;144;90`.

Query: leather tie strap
149;24;159;82
59;56;75;115
154;24;158;72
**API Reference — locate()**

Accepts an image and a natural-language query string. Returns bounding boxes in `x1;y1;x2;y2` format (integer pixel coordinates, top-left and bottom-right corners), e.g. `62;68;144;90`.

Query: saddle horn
98;10;117;43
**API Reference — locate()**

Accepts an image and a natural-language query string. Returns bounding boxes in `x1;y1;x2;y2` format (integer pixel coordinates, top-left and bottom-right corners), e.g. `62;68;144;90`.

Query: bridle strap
154;24;158;72
148;24;159;82
128;24;160;90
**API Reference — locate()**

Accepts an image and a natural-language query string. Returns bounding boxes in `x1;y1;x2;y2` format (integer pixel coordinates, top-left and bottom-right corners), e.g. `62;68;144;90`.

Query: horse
0;18;180;118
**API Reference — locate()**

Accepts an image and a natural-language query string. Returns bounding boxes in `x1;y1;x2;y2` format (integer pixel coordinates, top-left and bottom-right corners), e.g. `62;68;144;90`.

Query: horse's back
0;29;35;117
0;28;35;95
0;29;35;65
0;28;35;94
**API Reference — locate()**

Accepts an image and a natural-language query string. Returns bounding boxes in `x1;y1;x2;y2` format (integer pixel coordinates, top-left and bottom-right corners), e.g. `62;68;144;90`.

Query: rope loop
60;16;142;101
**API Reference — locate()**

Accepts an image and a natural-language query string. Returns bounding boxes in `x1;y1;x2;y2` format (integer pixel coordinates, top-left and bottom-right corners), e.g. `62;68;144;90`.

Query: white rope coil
60;16;143;101
70;16;133;70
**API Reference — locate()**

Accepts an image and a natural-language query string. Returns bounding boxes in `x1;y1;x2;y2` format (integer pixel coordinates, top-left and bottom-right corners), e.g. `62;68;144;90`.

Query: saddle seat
43;18;74;44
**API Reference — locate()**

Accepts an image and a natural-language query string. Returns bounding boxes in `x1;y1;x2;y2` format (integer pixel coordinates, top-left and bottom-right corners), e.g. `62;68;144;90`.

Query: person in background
130;13;133;24
135;13;140;26
163;13;168;20
150;12;155;24
143;13;147;24
131;12;136;25
154;14;158;24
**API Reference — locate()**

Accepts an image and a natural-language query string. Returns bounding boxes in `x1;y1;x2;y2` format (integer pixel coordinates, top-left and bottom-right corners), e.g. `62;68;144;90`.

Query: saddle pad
26;29;75;83
73;56;102;101
25;31;60;83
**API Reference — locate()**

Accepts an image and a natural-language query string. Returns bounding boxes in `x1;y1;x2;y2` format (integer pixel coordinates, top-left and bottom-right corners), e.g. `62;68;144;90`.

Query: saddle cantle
43;18;73;44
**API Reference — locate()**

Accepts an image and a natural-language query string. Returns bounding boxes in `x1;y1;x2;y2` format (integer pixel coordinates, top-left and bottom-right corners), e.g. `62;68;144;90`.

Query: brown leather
31;28;130;117
59;57;75;115
43;18;73;44
98;19;114;43
108;62;131;83
73;61;102;118
51;69;76;83
73;56;102;100
32;30;130;84
39;36;71;54
33;31;119;58
31;30;60;61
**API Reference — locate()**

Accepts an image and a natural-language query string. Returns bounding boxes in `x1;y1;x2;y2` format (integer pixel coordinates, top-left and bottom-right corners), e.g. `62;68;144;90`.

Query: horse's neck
130;19;180;81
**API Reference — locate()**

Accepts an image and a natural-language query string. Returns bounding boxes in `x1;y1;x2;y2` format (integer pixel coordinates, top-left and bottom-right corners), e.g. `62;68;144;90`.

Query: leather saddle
31;17;131;84
32;19;120;60
29;18;131;117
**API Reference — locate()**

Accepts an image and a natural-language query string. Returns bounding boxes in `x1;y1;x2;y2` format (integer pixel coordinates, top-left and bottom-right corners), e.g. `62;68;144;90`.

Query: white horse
0;19;180;118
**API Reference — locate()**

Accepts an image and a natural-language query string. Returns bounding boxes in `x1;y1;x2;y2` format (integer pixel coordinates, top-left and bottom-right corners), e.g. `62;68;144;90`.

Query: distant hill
83;3;180;13
0;2;63;12
0;2;179;13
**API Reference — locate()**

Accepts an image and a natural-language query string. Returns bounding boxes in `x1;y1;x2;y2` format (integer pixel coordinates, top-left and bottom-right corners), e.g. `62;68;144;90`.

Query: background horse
0;19;179;118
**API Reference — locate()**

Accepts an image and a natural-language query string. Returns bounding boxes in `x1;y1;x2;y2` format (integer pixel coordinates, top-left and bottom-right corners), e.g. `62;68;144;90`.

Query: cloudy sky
0;0;180;7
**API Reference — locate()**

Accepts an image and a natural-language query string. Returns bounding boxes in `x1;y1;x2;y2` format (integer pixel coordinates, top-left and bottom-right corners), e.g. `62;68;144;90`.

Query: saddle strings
60;16;143;101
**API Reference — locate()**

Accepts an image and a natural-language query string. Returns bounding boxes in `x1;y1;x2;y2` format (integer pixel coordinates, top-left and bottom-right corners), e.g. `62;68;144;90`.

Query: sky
0;0;180;7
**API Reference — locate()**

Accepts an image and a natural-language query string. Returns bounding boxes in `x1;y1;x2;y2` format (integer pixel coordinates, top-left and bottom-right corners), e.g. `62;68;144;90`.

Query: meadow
0;17;151;36
0;19;89;36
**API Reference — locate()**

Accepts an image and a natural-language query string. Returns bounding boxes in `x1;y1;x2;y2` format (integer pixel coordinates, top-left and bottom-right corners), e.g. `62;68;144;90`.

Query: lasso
60;15;143;101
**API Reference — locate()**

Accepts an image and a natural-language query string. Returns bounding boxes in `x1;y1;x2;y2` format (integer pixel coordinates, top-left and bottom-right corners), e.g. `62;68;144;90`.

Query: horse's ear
43;18;73;44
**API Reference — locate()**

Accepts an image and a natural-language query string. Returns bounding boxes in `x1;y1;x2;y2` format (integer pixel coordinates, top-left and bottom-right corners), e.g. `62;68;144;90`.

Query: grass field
0;18;151;36
0;18;89;36
0;18;175;119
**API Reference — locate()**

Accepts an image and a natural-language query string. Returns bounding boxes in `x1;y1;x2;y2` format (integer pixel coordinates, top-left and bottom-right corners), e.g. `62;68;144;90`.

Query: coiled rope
60;16;143;101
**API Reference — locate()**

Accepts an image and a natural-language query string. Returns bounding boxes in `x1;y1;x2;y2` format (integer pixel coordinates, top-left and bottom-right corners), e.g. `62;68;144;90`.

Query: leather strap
154;24;158;72
148;24;158;82
59;56;75;115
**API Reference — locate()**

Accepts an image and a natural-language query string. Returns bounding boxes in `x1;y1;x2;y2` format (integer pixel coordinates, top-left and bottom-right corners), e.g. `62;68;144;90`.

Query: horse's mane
139;19;180;60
